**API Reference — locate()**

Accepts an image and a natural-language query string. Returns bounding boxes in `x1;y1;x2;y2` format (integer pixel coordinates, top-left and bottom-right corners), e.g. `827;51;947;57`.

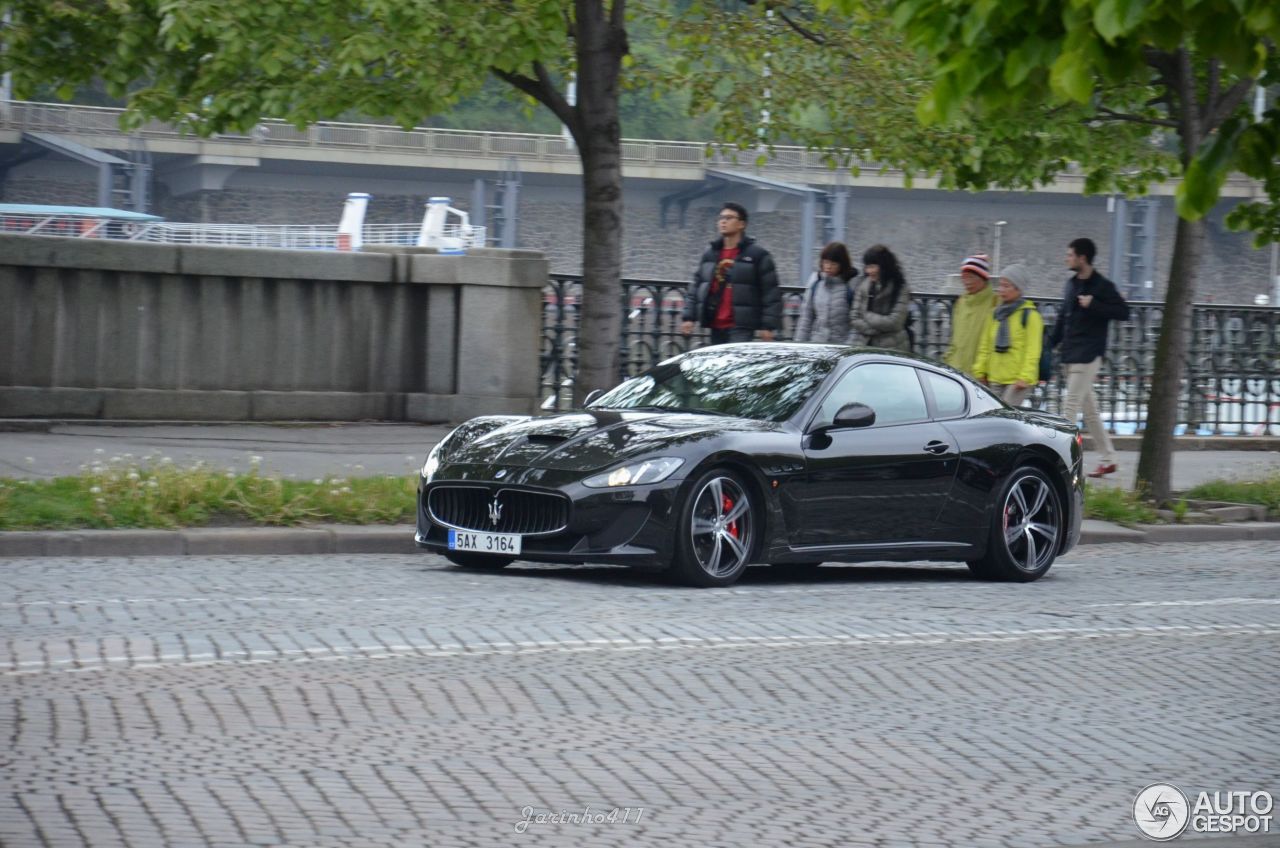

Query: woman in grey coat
794;242;857;343
849;243;913;351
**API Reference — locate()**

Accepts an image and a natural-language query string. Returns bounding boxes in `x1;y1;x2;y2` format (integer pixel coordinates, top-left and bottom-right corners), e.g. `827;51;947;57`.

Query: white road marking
6;623;1278;676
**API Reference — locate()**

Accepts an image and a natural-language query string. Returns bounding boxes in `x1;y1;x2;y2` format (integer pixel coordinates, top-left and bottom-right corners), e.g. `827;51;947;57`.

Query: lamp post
993;220;1007;276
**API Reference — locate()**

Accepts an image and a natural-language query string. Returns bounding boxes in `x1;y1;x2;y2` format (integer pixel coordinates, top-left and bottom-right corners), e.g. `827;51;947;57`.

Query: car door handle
922;441;950;455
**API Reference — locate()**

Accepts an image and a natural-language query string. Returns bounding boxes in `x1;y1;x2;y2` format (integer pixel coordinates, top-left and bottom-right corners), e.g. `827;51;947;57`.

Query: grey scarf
993;298;1026;353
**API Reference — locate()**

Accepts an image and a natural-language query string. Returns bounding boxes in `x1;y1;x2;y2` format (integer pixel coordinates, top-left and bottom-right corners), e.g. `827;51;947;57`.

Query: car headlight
421;442;443;482
582;457;684;488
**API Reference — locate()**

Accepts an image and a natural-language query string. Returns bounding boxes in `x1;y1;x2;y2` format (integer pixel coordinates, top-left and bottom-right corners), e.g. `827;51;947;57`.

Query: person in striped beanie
943;253;998;376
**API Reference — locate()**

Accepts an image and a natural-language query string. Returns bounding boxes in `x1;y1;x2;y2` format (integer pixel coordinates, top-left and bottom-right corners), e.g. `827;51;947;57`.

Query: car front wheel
968;466;1063;582
671;468;756;588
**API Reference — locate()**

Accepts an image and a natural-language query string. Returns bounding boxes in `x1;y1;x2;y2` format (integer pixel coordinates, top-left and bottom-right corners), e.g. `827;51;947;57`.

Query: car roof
683;342;943;369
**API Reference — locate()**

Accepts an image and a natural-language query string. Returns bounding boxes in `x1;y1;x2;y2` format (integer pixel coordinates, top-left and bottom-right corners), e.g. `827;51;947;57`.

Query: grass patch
1184;475;1280;515
0;460;416;530
1083;482;1159;526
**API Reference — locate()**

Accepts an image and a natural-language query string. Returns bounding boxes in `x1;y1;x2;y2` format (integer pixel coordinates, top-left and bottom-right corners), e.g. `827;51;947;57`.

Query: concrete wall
0;235;547;421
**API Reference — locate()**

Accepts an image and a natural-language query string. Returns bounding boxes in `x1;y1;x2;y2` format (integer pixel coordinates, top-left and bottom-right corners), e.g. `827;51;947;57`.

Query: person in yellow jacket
943;253;998;376
973;263;1043;407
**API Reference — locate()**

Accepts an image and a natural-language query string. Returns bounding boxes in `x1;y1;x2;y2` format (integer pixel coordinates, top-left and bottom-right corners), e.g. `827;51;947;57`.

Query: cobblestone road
2;543;1278;847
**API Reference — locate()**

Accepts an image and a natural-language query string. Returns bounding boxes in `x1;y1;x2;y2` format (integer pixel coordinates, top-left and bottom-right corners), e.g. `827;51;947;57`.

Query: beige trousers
990;383;1032;408
1062;358;1115;465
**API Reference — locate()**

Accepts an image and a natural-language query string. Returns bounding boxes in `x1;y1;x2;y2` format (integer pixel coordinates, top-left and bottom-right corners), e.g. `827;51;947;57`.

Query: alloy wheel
689;476;753;577
1001;474;1060;572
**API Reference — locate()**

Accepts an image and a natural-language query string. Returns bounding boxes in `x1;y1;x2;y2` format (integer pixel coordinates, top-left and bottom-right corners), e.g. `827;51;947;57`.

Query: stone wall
4;173;1274;303
0;236;547;422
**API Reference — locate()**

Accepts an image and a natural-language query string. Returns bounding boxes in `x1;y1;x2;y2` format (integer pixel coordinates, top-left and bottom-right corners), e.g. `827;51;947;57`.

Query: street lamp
993;221;1007;275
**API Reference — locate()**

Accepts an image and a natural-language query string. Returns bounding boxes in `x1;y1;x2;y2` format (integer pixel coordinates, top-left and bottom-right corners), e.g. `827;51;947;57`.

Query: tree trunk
1136;50;1207;504
1135;215;1205;502
571;0;626;404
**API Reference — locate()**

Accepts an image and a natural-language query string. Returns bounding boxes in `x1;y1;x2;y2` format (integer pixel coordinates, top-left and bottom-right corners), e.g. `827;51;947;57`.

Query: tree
666;1;1171;195
1;0;629;403
815;0;1280;503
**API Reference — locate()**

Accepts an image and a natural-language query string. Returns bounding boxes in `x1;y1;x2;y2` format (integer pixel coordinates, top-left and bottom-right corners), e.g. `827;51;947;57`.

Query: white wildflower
146;480;158;488
89;486;102;494
312;478;323;485
127;471;140;481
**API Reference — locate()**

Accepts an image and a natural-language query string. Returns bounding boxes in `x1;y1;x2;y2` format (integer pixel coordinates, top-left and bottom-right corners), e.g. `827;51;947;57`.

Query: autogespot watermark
1133;783;1273;841
514;805;645;834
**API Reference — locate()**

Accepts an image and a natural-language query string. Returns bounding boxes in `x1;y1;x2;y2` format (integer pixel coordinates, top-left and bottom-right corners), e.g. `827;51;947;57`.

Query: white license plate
447;529;522;555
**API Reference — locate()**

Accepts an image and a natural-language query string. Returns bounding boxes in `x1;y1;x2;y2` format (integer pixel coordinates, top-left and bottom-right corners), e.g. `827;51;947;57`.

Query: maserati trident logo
488;496;503;527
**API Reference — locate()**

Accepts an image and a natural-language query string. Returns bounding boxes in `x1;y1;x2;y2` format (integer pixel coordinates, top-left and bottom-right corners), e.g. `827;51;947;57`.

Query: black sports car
416;344;1084;587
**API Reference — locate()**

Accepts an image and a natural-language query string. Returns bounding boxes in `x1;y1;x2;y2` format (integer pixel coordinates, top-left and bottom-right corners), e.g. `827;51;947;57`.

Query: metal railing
0;212;484;250
541;274;1280;435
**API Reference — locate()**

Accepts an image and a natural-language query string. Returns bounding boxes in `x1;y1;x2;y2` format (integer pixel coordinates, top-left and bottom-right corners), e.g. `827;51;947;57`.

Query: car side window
817;363;929;427
921;370;967;419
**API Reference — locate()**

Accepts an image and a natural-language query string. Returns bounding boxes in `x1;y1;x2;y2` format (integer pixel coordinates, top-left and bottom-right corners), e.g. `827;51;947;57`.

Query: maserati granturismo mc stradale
416;344;1083;587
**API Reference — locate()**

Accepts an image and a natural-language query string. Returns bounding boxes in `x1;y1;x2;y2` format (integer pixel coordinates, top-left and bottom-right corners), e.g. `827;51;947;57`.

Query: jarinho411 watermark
514;805;645;834
1134;783;1273;841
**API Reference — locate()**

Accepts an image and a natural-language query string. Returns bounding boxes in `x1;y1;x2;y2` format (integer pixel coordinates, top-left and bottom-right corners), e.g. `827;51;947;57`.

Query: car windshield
588;346;835;422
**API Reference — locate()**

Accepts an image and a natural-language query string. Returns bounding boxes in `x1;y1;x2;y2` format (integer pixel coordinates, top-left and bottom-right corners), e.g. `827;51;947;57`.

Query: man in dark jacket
680;202;781;345
1048;237;1130;478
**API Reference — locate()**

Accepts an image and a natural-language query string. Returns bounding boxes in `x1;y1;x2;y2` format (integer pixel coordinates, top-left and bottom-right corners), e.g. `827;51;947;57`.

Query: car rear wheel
671;468;756;588
968;466;1062;582
444;551;514;570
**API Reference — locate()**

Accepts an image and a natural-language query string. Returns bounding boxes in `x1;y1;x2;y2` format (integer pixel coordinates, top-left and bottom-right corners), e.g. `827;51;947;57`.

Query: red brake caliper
723;495;739;538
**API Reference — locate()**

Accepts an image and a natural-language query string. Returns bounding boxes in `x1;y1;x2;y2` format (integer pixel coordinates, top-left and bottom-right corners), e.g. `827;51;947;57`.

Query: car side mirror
830;402;876;430
583;389;605;406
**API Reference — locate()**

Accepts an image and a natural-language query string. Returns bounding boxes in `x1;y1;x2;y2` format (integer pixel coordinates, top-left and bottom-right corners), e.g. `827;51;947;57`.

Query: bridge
2;101;1274;302
1;100;1268;197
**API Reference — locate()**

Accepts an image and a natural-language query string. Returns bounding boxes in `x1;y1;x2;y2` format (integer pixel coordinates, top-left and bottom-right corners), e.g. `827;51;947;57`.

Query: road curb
0;525;421;557
2;522;1278;558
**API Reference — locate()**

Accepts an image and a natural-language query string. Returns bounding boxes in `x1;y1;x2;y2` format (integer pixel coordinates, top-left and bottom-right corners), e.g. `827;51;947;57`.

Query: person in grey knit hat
972;263;1044;407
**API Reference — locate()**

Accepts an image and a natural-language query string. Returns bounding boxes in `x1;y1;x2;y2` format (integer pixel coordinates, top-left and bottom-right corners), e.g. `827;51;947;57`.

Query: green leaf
1176;118;1244;219
1049;50;1094;102
1234;124;1277;176
1093;0;1148;43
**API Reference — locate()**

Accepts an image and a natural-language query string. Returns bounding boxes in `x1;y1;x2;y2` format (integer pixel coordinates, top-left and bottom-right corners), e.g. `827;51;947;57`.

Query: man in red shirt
681;202;781;345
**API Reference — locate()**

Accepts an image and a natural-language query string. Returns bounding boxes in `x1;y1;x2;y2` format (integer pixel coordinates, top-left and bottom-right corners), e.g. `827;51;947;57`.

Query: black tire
968;465;1063;582
671;467;757;588
444;551;514;570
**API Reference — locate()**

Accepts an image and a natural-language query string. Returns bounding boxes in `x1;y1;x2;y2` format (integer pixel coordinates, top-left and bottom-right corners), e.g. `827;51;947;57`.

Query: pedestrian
1048;237;1130;478
681;202;781;345
943;253;998;376
973;264;1043;407
794;242;857;343
848;244;912;351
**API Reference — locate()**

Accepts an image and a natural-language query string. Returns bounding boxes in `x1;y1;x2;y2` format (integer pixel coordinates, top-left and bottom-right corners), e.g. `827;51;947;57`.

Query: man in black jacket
680;202;781;345
1049;237;1131;478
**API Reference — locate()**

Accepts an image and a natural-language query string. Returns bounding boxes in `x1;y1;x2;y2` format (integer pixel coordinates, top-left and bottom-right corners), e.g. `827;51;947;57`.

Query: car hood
442;410;777;473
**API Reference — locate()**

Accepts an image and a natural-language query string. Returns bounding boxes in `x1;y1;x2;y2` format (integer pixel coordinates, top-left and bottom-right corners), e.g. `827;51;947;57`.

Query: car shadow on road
442;562;979;589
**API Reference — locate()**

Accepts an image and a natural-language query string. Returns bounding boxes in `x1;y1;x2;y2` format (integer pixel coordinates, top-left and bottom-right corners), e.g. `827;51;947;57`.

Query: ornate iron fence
541;273;1280;436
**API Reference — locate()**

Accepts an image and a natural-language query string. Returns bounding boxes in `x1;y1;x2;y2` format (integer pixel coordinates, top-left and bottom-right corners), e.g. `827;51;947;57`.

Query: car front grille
427;486;570;536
